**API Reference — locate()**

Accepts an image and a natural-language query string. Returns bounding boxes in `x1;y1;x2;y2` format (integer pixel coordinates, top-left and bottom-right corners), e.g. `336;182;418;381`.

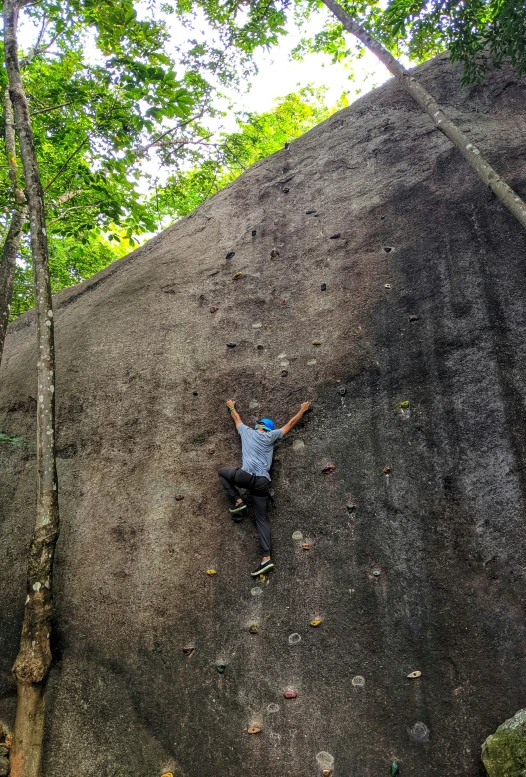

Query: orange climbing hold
248;726;262;734
302;543;311;550
383;465;392;474
323;770;333;777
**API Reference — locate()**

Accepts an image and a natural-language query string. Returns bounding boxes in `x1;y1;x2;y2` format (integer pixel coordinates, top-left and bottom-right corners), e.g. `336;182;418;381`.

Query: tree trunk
321;0;526;231
3;2;60;776
0;88;27;369
0;207;26;369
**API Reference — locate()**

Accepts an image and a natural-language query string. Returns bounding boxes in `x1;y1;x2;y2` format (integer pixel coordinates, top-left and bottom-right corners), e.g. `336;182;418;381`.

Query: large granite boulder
2;53;526;777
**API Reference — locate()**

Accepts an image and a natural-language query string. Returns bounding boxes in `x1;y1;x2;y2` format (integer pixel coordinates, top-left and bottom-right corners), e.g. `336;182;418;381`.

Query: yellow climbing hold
310;619;322;627
206;569;217;576
407;670;422;679
161;773;174;777
312;340;322;346
232;272;244;280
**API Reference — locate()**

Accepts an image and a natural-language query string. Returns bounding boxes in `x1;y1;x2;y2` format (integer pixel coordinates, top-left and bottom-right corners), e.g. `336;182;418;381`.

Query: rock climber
218;399;311;577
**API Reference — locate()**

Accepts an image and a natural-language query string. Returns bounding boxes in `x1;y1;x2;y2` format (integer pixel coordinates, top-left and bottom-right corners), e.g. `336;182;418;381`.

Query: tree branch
30;101;73;116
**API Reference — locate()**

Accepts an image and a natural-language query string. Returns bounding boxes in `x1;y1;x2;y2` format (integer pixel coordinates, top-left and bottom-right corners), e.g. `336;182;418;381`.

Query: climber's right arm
226;399;243;429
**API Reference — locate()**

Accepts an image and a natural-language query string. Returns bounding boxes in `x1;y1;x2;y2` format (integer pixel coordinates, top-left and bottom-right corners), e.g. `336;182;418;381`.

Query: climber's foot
230;499;247;520
251;559;275;576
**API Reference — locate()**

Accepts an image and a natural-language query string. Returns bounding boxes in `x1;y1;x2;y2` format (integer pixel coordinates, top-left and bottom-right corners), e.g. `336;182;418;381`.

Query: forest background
3;0;523;321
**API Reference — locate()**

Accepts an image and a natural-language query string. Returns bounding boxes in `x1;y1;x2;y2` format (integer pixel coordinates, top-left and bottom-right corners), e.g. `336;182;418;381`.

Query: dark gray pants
218;467;271;555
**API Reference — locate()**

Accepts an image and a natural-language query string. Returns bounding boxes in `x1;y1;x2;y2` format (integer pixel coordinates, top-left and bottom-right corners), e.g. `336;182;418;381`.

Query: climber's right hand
300;402;311;413
226;399;236;409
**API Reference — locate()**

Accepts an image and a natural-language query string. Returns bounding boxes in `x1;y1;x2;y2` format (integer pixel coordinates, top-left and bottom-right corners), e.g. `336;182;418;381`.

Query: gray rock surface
2;53;526;777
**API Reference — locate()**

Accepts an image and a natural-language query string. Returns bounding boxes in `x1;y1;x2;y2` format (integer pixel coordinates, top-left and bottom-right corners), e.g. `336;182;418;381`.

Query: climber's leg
218;467;247;515
250;477;274;576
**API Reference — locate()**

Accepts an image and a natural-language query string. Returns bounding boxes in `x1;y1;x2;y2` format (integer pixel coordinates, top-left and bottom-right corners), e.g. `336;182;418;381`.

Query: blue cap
257;418;275;431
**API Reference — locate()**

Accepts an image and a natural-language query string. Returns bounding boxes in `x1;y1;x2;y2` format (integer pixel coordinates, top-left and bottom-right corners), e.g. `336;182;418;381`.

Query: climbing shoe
250;560;275;576
230;500;247;520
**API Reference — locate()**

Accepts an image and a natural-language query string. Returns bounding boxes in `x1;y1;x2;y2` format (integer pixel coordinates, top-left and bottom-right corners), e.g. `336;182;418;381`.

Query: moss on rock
482;710;526;776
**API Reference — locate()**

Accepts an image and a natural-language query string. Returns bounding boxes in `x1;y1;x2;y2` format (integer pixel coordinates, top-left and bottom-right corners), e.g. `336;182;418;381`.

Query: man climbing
218;399;311;577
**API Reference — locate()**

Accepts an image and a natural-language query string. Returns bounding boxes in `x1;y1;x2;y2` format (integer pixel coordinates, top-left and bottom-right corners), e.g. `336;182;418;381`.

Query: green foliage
380;0;526;83
158;86;345;218
0;431;27;445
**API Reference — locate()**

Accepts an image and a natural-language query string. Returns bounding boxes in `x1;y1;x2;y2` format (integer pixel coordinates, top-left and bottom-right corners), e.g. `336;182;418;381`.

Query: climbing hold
227;342;237;348
398;400;410;409
352;675;365;687
232;271;243;280
407;670;422;679
409;314;420;322
175;494;185;501
283;187;290;193
288;633;301;644
321;283;327;291
372;569;381;577
249;624;259;634
329;233;341;239
161;773;174;777
346;501;357;511
323;771;332;777
248;727;262;734
310;619;322;627
321;463;336;473
270;248;280;259
283;690;298;699
312;340;322;346
383;465;391;474
383;246;393;253
259;574;266;582
384;283;392;289
210;306;218;313
216;664;226;674
206;569;217;576
183;647;194;656
282;298;288;305
208;448;215;455
307;359;317;366
391;762;399;776
302;543;311;550
252;230;257;236
281;370;288;377
256;344;264;350
339;387;346;396
292;530;303;540
226;251;236;260
306;209;316;214
193;391;199;396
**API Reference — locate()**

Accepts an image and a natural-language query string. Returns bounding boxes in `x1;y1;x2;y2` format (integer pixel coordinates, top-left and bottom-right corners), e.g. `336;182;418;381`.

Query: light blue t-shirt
238;423;283;480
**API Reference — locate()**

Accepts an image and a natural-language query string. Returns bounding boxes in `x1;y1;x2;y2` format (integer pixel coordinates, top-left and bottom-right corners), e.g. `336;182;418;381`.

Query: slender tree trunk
0;208;26;369
3;2;60;776
322;0;526;231
1;88;27;369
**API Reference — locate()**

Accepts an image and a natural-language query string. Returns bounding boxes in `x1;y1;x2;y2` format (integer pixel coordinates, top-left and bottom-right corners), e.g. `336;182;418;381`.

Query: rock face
482;710;526;777
2;53;526;777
